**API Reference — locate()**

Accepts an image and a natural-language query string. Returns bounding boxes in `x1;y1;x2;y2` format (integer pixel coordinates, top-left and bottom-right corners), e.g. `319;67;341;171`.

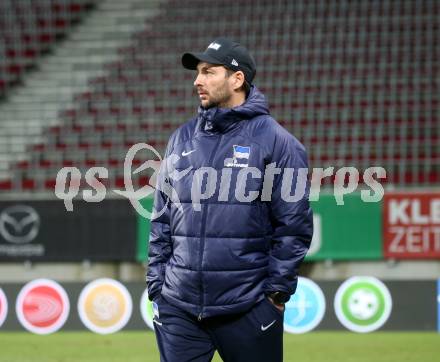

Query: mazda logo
0;205;40;244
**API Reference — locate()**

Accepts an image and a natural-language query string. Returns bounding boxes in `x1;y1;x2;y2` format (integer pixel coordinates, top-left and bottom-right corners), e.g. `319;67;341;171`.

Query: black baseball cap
182;37;256;84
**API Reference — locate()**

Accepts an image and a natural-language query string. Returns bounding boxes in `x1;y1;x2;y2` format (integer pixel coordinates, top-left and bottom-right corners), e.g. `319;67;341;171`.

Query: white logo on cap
231;59;238;66
208;42;221;50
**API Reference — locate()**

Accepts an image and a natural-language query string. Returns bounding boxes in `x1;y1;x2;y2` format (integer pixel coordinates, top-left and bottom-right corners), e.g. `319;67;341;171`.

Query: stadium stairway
0;0;161;184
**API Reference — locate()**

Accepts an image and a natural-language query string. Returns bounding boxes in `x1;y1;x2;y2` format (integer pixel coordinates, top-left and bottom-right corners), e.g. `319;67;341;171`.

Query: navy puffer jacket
147;86;313;319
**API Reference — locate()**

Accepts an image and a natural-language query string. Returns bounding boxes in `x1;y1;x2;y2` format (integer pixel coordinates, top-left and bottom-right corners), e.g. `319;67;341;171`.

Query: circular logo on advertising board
0;288;8;327
15;279;70;334
78;278;132;334
334;276;392;333
140;289;155;330
283;277;326;333
0;205;40;244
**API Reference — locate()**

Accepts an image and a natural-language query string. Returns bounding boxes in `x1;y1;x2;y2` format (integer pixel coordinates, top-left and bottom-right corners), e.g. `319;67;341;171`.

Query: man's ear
232;71;245;91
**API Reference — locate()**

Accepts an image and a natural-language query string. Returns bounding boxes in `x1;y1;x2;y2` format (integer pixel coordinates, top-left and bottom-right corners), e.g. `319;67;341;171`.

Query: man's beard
202;83;232;109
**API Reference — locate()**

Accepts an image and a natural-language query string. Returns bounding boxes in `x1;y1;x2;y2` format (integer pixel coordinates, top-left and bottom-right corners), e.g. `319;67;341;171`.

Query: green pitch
0;331;438;362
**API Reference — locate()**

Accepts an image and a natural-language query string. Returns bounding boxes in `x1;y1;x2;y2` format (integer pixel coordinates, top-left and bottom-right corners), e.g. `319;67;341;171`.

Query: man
147;37;313;362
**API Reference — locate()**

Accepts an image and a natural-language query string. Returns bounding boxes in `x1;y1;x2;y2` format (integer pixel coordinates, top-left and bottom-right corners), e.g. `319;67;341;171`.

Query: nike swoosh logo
182;149;196;157
261;320;276;331
153;319;163;326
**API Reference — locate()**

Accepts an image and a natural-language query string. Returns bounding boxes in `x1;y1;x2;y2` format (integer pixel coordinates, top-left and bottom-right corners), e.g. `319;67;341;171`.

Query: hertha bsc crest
226;145;250;167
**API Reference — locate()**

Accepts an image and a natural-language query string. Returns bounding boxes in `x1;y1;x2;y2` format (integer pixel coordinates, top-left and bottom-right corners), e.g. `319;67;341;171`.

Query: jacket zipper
198;134;223;321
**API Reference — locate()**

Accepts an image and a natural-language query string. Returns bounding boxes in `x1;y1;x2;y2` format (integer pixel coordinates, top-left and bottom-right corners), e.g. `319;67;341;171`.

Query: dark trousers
152;296;284;362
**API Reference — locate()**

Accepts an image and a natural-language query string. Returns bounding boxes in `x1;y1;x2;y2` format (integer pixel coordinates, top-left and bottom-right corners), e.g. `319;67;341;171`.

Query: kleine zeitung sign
383;193;440;258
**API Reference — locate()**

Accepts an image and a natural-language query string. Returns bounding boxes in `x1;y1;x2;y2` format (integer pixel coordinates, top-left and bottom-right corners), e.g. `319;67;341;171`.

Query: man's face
194;62;233;108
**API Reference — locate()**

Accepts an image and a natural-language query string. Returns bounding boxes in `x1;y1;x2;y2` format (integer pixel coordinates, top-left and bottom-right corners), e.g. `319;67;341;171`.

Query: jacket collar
195;86;269;135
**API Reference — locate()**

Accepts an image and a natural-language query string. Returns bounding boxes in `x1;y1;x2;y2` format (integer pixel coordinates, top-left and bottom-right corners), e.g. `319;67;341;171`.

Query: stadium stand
0;0;438;192
0;0;96;97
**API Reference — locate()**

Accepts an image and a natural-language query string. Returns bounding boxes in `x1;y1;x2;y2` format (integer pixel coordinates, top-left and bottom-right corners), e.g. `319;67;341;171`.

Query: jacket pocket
264;297;285;317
